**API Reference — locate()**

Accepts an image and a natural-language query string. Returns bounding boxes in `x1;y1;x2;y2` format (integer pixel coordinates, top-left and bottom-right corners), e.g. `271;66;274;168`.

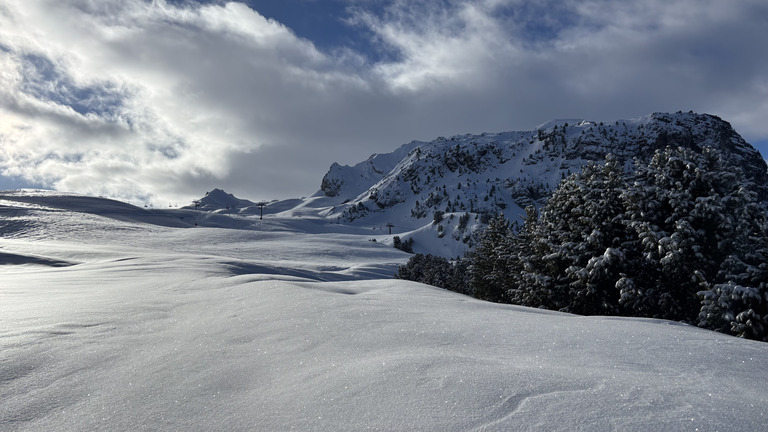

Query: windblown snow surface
1;190;766;431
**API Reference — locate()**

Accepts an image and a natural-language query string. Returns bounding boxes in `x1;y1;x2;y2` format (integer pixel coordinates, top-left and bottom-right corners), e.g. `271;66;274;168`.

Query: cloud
0;0;364;202
356;0;768;138
0;0;767;203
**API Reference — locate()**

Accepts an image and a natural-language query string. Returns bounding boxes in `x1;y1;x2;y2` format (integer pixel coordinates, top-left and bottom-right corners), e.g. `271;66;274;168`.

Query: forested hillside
398;146;768;341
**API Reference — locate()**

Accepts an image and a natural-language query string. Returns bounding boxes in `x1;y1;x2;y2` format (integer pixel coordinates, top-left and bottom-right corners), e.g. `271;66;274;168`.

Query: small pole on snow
386;222;394;235
257;201;268;220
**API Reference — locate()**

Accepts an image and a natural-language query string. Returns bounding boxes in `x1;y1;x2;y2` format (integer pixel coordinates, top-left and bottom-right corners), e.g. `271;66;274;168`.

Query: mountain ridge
307;112;767;256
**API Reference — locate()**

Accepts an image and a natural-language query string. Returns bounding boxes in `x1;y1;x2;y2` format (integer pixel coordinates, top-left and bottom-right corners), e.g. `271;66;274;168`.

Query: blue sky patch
20;54;126;119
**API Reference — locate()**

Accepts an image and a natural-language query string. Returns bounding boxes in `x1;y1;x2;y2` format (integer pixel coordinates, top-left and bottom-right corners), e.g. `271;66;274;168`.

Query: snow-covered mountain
310;112;768;257
1;189;767;431
188;188;257;211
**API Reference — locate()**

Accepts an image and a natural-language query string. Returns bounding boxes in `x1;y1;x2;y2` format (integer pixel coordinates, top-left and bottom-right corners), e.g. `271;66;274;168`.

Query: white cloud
350;1;517;91
0;0;369;203
0;0;767;203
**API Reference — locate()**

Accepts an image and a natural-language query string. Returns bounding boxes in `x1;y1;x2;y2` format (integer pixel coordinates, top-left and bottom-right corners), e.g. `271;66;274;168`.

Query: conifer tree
467;213;513;302
514;159;630;314
620;147;752;322
698;191;768;340
507;205;542;306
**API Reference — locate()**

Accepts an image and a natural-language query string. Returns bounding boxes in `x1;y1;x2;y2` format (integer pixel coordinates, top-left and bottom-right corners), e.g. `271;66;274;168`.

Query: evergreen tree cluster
397;146;768;341
392;235;414;253
395;254;471;295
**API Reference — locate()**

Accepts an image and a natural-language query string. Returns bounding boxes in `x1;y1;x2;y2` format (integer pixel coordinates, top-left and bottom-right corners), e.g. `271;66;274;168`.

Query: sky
1;0;767;205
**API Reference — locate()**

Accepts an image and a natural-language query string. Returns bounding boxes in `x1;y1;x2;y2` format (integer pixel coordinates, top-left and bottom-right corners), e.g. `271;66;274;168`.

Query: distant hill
188;188;256;211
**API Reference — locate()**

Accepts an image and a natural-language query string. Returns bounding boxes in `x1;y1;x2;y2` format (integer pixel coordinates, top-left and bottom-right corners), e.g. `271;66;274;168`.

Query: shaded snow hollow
1;190;766;431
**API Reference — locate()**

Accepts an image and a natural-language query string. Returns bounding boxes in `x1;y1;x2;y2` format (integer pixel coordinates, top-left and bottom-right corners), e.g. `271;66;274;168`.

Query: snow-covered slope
312;112;768;257
1;190;767;431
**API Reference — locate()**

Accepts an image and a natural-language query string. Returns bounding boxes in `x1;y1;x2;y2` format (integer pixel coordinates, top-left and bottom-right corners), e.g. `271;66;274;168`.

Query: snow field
1;191;767;431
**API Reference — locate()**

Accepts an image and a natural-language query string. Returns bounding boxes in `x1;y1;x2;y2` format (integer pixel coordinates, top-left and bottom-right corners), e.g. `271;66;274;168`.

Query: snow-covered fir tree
466;213;514;303
506;205;545;307
619;147;756;322
516;158;631;315
697;190;768;340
